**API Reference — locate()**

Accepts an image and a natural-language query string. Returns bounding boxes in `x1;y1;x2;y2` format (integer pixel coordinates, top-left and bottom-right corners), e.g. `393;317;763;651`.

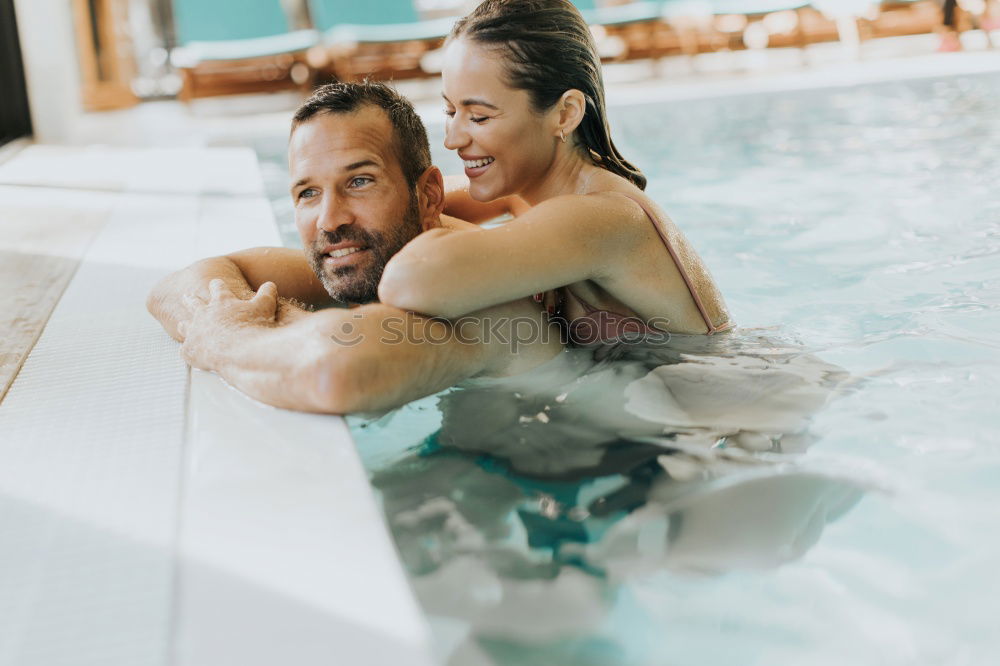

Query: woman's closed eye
443;108;489;124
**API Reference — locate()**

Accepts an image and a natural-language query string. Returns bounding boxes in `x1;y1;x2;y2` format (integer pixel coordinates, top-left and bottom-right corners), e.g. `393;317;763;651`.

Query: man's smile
328;247;362;258
319;241;370;266
323;246;369;266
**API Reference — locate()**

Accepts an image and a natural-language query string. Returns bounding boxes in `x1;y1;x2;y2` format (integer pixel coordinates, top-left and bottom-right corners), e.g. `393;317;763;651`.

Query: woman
378;0;733;343
938;0;1000;52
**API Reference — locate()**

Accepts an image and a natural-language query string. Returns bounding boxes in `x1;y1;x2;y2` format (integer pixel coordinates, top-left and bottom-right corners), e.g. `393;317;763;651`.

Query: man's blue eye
298;188;317;199
350;177;372;188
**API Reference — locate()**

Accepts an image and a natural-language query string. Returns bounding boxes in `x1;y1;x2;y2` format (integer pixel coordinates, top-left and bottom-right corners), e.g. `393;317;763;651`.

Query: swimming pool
259;69;1000;664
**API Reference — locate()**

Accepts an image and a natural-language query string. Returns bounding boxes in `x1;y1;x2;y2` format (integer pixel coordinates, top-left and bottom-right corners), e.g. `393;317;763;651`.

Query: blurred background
2;0;998;152
4;0;996;249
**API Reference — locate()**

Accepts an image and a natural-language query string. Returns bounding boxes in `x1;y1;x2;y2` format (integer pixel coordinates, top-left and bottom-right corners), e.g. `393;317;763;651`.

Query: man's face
289;106;422;303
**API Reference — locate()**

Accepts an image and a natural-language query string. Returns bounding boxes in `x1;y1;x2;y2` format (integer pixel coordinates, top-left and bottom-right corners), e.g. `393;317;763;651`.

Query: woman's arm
440;214;483;232
442;174;530;224
378;193;646;319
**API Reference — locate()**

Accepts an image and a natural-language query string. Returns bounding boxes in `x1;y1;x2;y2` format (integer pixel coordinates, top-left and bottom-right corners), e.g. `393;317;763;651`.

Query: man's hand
179;279;279;371
147;257;257;343
147;250;332;343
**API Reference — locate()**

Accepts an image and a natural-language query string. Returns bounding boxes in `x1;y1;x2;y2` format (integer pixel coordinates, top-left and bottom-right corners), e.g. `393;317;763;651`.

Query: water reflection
355;331;878;660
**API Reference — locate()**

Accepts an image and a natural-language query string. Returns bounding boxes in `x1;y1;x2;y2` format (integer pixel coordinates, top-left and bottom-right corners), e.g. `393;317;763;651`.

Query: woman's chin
469;181;506;204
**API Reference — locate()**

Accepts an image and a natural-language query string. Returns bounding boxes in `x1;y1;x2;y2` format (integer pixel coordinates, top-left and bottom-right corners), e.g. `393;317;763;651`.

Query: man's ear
416;165;445;230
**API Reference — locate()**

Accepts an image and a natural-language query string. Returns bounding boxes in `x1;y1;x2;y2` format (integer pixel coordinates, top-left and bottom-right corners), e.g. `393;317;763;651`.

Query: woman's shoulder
578;188;733;334
585;186;671;219
534;187;655;233
581;188;674;242
571;168;665;224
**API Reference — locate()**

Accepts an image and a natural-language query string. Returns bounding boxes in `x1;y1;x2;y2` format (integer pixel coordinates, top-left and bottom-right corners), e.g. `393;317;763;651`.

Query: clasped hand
177;278;278;370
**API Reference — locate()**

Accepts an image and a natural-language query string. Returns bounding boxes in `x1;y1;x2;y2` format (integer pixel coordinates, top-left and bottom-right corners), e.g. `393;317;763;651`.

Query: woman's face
442;38;558;202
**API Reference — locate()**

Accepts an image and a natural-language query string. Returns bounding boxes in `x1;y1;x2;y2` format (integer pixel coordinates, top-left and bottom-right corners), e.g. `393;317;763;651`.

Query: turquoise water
260;71;1000;664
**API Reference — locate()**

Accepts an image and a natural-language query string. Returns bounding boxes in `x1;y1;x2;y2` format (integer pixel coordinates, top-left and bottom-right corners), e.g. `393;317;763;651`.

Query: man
147;81;562;414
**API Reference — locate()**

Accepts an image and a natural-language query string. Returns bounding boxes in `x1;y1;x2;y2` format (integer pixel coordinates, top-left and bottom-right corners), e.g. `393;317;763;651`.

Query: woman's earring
559;130;567;143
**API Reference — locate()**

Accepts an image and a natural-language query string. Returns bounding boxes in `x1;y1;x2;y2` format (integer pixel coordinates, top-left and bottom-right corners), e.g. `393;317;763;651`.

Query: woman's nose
444;119;469;151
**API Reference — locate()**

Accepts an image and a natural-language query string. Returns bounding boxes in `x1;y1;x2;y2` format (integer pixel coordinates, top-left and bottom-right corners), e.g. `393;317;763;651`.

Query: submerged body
352;334;868;657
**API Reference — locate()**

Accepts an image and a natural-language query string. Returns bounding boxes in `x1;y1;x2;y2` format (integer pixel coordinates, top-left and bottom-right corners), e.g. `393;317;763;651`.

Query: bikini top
534;191;733;346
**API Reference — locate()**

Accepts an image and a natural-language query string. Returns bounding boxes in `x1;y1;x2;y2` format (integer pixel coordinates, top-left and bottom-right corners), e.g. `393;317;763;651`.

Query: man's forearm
147;257;253;341
191;312;343;413
187;305;491;415
148;257;311;341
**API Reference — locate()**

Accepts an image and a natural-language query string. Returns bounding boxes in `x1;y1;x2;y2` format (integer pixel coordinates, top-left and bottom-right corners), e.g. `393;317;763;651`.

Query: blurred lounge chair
809;1;942;51
859;1;941;40
307;0;457;82
701;1;820;52
570;1;691;61
572;1;841;63
171;0;318;101
574;0;663;26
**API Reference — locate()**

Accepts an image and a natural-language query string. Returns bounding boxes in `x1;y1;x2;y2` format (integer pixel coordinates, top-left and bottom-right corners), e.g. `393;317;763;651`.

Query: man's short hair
291;81;432;189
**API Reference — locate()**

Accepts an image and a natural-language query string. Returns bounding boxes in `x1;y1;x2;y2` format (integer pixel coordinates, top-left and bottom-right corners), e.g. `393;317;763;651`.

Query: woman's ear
556;89;587;139
416;166;445;230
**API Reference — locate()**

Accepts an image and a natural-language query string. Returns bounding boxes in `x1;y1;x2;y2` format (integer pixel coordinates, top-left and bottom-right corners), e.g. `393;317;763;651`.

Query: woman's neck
520;147;602;206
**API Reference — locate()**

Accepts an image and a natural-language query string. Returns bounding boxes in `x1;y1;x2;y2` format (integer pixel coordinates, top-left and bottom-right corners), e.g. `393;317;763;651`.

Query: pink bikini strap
610;192;725;335
563;288;598;314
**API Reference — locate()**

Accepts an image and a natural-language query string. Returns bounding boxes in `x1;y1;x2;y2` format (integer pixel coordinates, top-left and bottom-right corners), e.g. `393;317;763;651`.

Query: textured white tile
195;194;280;256
175;372;433;666
0;260;187;666
0;145;430;666
0;146;264;196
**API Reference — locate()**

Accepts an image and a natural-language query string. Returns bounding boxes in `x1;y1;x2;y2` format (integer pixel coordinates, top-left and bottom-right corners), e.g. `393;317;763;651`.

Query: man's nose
444;118;469;151
316;194;353;233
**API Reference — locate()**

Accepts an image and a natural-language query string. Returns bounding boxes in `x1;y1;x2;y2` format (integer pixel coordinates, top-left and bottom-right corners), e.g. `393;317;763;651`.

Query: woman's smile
462;155;495;178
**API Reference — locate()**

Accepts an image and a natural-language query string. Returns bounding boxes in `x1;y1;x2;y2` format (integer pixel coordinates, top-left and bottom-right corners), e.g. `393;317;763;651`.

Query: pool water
262;70;1000;665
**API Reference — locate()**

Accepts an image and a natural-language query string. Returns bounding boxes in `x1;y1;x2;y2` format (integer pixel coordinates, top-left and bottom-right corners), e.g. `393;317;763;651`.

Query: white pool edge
0;145;436;666
173;371;435;666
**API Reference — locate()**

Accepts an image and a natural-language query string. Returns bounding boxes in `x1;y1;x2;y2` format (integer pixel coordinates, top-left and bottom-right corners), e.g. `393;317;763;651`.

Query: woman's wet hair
451;0;646;190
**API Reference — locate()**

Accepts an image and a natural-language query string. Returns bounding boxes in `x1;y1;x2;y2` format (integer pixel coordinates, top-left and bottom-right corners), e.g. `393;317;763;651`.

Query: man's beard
306;193;422;304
